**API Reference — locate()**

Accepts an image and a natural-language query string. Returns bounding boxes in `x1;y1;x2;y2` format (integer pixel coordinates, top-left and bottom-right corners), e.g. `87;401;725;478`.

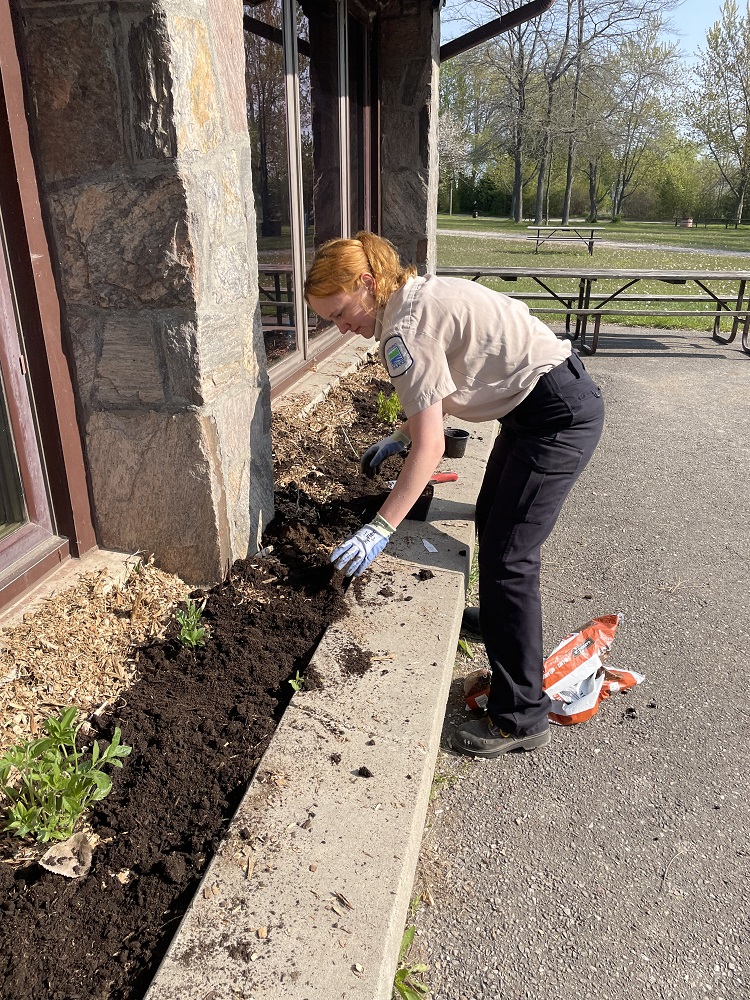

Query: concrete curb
144;419;496;1000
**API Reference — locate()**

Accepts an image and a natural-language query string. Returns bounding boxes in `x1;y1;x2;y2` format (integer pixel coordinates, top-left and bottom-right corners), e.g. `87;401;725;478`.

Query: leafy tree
606;23;680;218
653;135;703;219
687;0;750;225
438;109;470;214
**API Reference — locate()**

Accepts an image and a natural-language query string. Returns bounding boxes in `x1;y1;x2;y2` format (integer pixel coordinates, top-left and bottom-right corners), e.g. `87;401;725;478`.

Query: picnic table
436;265;750;356
527;225;605;256
258;263;295;327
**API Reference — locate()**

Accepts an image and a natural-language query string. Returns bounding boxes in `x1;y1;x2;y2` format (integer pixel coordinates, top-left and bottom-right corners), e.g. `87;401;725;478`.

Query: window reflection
245;1;298;366
244;2;370;373
0;367;25;542
301;3;341;347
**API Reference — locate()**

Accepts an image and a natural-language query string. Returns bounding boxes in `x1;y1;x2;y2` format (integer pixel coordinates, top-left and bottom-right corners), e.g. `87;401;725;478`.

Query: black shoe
451;717;551;758
460;606;483;643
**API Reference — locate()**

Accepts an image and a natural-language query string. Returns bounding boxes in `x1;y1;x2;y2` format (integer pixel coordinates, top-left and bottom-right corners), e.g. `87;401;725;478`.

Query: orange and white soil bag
542;613;644;725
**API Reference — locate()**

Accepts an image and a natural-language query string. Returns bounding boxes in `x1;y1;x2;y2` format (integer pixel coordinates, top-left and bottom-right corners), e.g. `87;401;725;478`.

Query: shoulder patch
383;335;413;377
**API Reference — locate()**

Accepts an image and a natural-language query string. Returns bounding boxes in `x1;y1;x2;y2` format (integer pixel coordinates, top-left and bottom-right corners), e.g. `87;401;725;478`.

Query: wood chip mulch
0;557;189;756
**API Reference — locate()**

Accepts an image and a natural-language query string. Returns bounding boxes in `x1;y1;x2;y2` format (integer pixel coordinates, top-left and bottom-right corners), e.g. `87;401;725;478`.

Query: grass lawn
436;217;750;332
437;214;750;254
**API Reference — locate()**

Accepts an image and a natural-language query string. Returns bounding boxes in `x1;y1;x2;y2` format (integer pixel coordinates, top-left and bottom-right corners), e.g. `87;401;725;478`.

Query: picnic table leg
712;278;745;344
742;312;750;356
573;277;590;341
579;313;601;355
274;273;283;327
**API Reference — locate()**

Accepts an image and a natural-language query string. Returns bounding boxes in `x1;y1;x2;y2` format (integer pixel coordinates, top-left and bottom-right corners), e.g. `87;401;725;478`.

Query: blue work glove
331;513;396;577
360;428;411;478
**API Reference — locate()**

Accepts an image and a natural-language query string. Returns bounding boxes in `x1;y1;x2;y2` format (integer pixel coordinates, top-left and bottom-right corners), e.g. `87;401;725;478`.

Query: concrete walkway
413;324;750;1000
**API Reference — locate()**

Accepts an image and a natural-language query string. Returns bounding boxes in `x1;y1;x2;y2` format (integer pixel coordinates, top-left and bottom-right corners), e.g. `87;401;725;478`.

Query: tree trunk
534;85;555;224
562;136;575;224
544;141;554;223
588;160;598;221
734;176;747;225
512;144;524;223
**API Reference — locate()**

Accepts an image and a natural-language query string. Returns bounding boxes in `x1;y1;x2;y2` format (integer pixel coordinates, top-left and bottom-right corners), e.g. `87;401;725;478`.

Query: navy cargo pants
475;352;605;736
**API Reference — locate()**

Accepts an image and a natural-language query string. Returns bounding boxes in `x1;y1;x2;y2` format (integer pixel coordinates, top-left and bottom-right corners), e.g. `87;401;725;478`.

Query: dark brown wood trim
0;2;96;558
0;530;70;610
439;0;556;62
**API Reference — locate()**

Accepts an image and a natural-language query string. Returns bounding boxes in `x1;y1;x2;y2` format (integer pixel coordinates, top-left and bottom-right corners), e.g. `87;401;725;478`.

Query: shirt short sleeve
379;287;457;417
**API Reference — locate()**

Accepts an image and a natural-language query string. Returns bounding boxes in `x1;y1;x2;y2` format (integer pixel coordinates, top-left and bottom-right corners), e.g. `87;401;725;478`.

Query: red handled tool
387;472;458;489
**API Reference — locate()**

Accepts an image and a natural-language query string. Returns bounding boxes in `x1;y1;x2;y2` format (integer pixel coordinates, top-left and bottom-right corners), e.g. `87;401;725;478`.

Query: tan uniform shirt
375;275;571;421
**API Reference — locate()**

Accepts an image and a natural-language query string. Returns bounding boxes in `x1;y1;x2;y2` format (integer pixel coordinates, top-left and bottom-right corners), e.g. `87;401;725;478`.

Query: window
244;1;375;386
0;204;58;579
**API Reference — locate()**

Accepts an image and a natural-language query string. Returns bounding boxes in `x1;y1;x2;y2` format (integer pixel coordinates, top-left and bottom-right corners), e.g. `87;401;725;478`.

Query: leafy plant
288;670;304;692
457;637;474;659
430;768;459;802
0;707;131;843
377;390;402;424
393;925;429;1000
175;597;208;648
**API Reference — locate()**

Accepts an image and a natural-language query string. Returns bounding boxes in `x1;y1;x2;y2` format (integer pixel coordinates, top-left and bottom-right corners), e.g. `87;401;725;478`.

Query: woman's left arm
378;400;446;529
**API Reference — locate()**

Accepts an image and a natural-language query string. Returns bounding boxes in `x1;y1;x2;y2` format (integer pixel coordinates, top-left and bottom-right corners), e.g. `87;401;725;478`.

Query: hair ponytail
304;231;417;308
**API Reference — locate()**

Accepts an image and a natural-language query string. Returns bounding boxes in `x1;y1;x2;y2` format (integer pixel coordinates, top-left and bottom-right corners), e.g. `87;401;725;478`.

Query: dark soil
0;363;404;1000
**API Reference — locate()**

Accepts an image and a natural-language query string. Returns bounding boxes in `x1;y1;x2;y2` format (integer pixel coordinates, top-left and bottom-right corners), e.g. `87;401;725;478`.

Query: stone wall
12;0;273;583
379;0;440;273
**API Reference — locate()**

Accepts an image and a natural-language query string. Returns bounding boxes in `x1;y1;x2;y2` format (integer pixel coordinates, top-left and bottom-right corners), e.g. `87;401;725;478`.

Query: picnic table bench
526;225;605;256
436;265;750;356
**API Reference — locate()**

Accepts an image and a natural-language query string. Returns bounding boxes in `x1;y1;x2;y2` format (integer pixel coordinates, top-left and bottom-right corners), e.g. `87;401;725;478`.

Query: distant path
437;227;750;259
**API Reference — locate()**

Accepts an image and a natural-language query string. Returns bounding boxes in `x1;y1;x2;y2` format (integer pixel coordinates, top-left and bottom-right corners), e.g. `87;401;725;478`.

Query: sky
440;0;723;58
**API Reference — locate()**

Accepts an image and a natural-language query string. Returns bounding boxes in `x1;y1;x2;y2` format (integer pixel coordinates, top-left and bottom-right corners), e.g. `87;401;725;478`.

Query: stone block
95;315;165;408
380;110;419;168
23;15;125;182
382;169;428;234
208;383;274;558
207;0;248;136
128;15;177;160
48;172;195;310
158;315;203;407
85;409;229;583
169;16;222;155
65;308;102;414
194;153;247;238
193;313;246;392
209;243;251;305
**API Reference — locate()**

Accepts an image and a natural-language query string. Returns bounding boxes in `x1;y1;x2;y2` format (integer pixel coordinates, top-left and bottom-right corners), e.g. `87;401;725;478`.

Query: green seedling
288;670;304;692
429;769;459;802
457;637;474;659
175;597;208;648
377;390;402;424
0;706;131;843
393;925;429;1000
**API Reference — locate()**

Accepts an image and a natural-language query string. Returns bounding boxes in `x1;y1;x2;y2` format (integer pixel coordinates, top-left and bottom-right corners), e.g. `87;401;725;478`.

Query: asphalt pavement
412;323;750;1000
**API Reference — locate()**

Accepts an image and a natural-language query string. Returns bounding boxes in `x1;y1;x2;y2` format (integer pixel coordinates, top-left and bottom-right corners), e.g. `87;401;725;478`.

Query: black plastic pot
405;483;434;521
444;427;469;458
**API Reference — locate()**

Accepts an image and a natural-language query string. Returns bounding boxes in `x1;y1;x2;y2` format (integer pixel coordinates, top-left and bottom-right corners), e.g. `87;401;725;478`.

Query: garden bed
0;360;405;1000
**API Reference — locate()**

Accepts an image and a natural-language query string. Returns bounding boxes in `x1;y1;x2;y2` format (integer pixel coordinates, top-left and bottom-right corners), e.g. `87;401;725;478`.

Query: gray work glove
359;428;411;478
331;514;396;577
